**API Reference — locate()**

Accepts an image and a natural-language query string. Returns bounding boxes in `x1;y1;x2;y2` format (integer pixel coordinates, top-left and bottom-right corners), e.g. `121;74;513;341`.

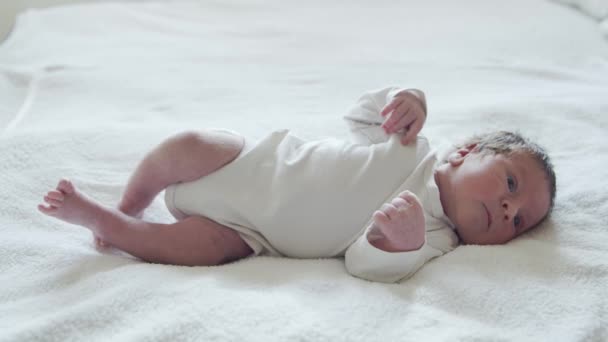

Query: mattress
0;0;607;341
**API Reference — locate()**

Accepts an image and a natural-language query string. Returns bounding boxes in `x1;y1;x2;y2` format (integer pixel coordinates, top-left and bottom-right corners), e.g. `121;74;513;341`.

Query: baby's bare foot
38;179;108;236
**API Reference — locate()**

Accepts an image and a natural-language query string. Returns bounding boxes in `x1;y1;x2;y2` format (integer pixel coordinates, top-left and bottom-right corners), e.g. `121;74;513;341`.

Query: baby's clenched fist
367;190;425;252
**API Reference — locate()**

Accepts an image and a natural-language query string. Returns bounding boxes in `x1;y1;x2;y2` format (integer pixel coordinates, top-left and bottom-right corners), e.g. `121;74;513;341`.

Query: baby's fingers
380;202;400;219
380;97;404;117
400;118;424;145
372;210;390;226
390;108;418;134
382;104;410;133
391;196;409;208
398;190;422;207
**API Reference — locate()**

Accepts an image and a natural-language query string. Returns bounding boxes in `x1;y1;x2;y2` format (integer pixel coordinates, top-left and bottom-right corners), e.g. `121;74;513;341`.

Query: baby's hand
367;191;425;252
380;89;427;145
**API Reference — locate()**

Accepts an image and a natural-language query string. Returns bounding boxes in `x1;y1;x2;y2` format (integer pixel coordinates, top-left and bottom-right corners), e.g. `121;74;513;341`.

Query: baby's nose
501;200;517;221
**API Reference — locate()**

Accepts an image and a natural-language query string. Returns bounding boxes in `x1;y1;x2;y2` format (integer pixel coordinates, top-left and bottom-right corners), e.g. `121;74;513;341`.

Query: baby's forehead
500;150;539;167
501;151;547;182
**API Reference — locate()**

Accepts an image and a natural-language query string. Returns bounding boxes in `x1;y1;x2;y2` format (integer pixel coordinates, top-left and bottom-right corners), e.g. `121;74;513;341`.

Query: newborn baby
38;87;556;283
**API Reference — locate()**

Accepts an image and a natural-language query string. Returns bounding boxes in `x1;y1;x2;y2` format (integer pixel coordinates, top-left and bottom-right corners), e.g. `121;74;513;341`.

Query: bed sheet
0;0;607;341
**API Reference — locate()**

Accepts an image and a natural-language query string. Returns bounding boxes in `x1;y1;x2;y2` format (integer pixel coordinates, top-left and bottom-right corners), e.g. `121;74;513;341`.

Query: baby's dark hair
459;131;557;216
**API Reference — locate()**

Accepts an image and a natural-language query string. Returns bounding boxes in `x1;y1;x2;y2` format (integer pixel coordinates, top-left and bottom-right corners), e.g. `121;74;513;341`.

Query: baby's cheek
456;207;478;231
498;222;517;242
470;178;501;200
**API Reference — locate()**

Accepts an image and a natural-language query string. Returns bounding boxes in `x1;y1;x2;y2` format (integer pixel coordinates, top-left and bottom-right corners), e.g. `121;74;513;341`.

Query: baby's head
434;131;556;245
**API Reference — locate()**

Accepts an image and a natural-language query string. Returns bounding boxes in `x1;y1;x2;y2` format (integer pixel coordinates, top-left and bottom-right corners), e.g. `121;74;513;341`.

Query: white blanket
1;0;607;341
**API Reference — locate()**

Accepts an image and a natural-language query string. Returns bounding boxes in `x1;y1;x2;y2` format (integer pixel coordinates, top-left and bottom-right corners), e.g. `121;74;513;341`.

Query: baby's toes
57;179;75;195
46;190;65;201
37;203;58;215
43;195;63;208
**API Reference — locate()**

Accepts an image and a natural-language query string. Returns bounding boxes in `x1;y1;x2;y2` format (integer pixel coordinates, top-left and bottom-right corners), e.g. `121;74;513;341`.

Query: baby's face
434;148;551;245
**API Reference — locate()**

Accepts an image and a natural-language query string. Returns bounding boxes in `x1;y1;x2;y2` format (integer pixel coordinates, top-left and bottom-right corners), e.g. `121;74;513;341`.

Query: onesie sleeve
344;223;445;283
343;87;426;145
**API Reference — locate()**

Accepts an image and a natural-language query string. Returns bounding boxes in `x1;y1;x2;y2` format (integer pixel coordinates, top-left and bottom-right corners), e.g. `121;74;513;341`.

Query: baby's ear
448;144;477;166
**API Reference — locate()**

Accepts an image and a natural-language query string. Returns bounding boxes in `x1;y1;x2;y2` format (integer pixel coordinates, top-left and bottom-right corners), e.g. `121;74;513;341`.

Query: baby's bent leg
119;130;244;217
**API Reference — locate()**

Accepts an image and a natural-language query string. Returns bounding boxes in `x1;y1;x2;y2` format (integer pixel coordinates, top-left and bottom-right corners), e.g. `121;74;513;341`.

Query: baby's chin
455;229;487;245
454;226;474;245
452;226;465;243
448;213;469;239
450;210;488;243
452;221;485;245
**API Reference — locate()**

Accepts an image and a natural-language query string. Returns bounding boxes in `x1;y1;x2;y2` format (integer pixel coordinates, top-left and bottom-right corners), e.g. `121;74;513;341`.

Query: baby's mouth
483;204;492;230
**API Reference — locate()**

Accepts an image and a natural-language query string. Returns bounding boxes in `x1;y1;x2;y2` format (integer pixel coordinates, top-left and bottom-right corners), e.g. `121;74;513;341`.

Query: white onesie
164;87;459;283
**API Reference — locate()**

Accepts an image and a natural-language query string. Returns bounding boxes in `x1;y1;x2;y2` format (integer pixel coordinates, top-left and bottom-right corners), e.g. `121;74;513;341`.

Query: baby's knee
176;130;244;162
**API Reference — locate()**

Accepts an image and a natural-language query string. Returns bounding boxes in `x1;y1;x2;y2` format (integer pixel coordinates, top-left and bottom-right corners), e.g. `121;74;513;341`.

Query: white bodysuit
164;87;459;283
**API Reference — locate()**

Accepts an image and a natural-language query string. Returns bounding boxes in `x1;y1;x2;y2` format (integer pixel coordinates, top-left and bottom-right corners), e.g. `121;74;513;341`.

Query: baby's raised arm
344;87;427;145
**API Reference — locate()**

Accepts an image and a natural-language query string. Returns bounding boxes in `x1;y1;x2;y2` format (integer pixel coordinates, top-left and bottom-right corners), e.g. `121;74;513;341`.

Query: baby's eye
514;215;521;228
507;175;517;192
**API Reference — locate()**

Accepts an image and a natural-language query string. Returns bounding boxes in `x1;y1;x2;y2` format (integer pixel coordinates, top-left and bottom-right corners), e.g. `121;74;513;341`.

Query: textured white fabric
552;0;608;20
602;17;608;37
1;0;608;341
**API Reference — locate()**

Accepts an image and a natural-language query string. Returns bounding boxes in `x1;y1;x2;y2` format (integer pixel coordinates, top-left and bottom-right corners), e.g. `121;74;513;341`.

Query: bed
1;0;607;340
